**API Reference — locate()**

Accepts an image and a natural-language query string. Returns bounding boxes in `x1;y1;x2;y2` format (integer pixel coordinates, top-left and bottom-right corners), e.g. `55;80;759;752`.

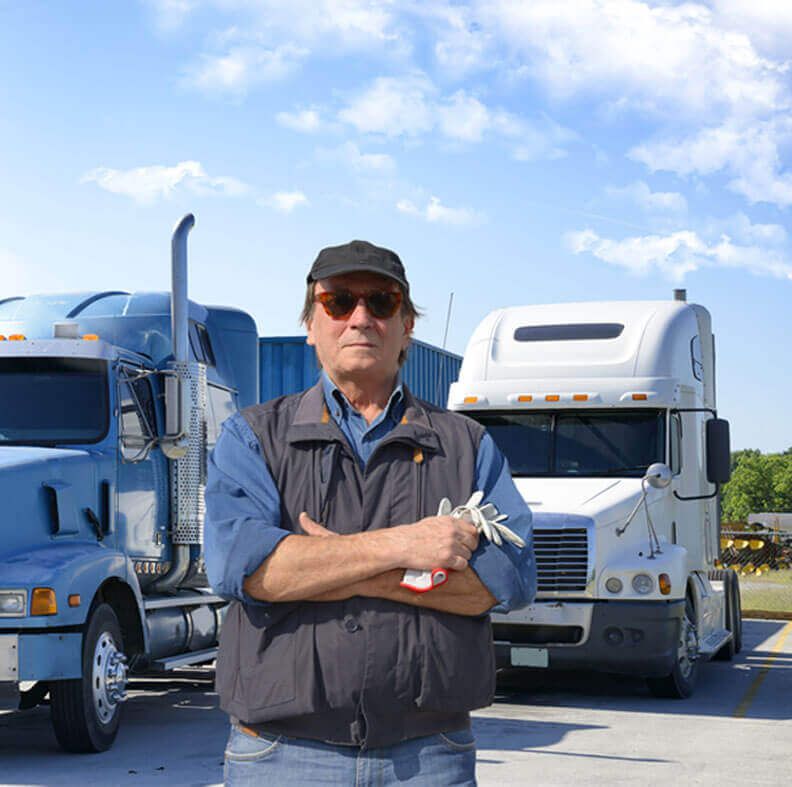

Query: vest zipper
413;446;424;521
319;443;340;524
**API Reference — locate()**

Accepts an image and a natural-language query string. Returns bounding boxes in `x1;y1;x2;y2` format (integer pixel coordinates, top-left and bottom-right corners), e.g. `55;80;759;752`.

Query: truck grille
534;527;589;592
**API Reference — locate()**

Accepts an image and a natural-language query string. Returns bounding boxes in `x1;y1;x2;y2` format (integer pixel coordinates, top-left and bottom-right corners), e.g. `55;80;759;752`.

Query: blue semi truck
0;215;461;752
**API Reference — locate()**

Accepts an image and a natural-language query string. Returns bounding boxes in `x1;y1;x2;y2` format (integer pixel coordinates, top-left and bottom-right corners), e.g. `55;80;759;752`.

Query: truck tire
646;595;699;699
50;603;129;753
711;569;742;660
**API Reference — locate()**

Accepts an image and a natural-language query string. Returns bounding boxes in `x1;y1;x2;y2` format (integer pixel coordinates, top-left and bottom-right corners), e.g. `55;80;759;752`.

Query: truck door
116;366;169;579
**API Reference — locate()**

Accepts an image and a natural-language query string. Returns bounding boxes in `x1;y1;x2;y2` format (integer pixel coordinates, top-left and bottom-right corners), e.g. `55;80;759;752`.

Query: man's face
306;271;414;385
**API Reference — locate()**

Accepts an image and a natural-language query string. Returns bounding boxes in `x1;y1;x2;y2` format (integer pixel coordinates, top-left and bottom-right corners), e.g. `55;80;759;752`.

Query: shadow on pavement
472;716;672;764
493;619;792;721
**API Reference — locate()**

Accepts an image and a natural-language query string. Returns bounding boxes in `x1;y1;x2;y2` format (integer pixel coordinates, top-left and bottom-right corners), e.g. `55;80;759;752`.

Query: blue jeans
223;723;477;786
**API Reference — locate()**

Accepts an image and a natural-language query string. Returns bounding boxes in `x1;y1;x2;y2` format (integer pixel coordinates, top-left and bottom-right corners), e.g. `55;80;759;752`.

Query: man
205;240;535;785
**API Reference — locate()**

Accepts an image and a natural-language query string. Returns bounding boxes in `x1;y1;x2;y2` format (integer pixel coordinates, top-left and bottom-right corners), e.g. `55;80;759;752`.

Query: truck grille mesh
534;527;589;592
171;361;207;545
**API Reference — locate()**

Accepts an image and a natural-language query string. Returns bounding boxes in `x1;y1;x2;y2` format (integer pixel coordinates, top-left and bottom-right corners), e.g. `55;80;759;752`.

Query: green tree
729;448;761;473
722;451;792;521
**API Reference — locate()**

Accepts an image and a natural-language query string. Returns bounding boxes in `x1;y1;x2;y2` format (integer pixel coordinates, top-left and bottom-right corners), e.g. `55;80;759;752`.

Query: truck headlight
605;577;623;594
632;574;654;594
0;590;26;617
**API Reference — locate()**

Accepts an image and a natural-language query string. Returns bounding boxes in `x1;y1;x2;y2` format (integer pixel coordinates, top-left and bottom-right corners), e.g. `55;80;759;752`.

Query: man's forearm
242;512;480;603
310;568;496;616
243;530;401;602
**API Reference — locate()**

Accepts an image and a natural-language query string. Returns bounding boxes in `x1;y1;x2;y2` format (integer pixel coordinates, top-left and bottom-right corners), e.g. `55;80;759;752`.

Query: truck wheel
50;603;129;752
646;595;699;699
713;569;741;661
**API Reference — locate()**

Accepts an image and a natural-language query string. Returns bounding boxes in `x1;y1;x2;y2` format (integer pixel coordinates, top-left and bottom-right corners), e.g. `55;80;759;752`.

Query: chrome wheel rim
677;613;698;680
91;631;128;725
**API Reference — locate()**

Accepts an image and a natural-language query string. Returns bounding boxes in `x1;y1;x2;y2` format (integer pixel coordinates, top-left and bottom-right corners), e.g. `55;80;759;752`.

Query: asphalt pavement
1;619;790;786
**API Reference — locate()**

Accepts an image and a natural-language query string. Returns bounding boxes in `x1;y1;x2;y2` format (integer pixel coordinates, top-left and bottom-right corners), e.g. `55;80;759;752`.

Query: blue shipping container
258;336;461;408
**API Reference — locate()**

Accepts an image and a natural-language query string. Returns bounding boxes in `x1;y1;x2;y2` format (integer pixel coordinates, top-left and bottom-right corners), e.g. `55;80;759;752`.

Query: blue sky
1;1;791;452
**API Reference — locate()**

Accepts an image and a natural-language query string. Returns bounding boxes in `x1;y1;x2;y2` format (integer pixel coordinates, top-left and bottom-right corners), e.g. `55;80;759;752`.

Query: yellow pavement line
734;621;792;718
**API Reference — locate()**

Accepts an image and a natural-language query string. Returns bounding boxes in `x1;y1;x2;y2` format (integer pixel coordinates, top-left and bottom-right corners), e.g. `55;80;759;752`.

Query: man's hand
299;511;479;572
298;513;338;537
385;515;479;572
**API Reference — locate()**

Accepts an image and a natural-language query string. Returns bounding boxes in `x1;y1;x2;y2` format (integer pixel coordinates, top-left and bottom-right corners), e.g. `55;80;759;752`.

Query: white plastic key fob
400;568;449;593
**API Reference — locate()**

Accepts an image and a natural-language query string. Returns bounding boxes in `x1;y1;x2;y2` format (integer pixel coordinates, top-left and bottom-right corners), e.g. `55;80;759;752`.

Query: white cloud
630;119;792;207
184;43;308;93
428;3;492;76
478;0;788;120
606;181;687;214
153;0;400;43
316;142;396;173
276;108;323;133
436;91;492;143
711;0;792;61
235;0;400;48
337;74;574;158
80;161;250;203
261;191;309;213
510;116;578;162
397;196;481;226
705;213;788;247
164;0;406;91
566;227;792;282
339;74;436;138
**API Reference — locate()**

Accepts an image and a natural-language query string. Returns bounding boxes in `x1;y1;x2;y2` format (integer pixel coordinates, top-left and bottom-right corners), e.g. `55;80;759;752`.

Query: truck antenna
441;291;454;351
434;292;454;406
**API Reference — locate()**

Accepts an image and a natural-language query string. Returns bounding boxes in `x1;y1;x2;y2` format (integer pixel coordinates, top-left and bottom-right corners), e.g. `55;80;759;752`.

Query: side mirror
644;462;672;489
160;372;190;459
706;418;731;484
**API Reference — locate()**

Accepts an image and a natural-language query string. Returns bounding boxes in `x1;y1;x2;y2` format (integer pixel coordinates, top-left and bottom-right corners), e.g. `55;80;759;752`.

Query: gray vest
215;381;495;748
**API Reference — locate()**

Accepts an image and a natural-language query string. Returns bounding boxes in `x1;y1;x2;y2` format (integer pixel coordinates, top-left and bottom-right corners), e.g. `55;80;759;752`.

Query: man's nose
347;297;375;325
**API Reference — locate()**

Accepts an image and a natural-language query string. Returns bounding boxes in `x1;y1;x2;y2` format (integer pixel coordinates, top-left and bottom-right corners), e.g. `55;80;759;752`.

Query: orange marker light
659;574;672;595
573;394;589;402
82;334;99;341
9;334;26;341
632;393;648;401
0;335;6;341
518;395;533;403
68;594;81;608
31;588;57;615
545;394;560;402
463;396;478;404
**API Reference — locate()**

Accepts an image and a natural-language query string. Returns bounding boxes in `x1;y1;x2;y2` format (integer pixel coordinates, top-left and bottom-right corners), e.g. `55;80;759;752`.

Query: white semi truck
449;292;739;698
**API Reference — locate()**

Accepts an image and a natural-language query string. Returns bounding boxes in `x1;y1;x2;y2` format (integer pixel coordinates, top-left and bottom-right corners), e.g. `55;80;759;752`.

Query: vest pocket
236;606;298;711
415;611;495;712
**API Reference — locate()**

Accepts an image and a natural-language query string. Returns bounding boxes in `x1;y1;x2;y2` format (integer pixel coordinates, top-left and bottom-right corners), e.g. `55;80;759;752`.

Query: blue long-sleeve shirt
205;376;536;613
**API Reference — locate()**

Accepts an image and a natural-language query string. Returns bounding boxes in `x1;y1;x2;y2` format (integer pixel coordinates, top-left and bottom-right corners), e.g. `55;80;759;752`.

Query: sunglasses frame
314;288;404;320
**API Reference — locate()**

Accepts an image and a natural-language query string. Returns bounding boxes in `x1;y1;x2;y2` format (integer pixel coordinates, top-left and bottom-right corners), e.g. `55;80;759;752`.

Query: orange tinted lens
316;291;357;318
316;290;402;319
365;290;402;318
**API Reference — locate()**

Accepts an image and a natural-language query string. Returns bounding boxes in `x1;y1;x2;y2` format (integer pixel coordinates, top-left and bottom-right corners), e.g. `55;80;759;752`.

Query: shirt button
343;615;360;633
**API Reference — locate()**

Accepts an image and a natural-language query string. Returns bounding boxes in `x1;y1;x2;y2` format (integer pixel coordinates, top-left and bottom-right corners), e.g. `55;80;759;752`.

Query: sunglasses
314;289;403;320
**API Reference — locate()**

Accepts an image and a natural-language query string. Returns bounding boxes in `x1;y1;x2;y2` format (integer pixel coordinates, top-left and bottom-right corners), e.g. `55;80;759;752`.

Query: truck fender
0;544;147;654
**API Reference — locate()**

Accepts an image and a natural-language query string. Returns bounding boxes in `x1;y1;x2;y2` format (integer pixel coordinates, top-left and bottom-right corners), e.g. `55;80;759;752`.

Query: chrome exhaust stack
152;213;207;593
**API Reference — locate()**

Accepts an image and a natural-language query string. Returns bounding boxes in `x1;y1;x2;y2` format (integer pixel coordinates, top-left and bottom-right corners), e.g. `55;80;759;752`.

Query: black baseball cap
307;240;409;292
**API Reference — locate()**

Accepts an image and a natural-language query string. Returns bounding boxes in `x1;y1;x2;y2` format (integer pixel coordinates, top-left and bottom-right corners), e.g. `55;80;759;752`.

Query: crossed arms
242;512;497;616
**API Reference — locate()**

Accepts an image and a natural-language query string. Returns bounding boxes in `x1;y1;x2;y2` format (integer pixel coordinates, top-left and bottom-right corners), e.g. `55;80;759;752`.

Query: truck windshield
469;409;665;477
0;358;109;445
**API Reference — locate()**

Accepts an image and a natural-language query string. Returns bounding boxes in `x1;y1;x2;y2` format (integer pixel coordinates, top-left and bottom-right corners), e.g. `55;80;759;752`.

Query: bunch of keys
400;491;526;593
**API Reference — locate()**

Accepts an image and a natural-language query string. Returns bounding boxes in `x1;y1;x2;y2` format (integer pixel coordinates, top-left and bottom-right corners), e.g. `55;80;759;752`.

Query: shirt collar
321;370;404;424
